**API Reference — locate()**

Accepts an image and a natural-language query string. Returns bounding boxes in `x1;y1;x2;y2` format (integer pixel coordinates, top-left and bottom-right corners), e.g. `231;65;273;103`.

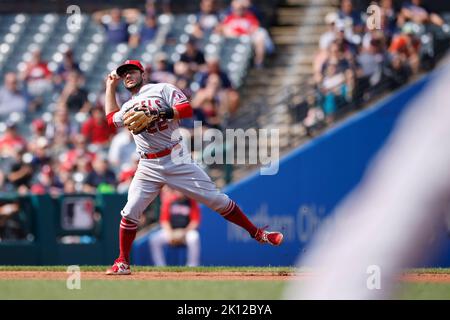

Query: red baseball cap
116;60;145;77
32;119;46;130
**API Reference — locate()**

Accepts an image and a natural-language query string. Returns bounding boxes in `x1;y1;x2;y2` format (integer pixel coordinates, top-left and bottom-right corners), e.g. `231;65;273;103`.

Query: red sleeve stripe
106;110;118;128
174;102;193;119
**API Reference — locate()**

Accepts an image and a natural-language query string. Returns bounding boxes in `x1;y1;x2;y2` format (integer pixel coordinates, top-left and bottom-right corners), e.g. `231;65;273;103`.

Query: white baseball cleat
106;258;131;275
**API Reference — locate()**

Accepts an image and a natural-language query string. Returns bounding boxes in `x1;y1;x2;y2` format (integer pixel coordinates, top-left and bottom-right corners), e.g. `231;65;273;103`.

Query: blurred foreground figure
285;58;450;299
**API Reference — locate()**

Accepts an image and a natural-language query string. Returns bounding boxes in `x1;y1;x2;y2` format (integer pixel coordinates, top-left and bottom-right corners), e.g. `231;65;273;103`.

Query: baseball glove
170;229;186;246
123;105;159;135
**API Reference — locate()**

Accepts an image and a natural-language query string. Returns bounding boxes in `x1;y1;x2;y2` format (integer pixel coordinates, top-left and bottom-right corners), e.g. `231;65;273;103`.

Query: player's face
123;69;144;91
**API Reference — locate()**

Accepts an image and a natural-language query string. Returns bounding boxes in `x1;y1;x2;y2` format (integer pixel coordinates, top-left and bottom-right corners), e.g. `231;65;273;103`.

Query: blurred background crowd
0;0;276;198
287;0;450;133
0;0;449;199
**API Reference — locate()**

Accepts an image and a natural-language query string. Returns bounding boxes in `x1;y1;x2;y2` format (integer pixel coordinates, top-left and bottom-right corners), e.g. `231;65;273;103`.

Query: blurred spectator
356;38;386;100
336;0;364;42
173;60;194;84
241;0;266;24
20;49;52;104
130;14;159;47
389;23;421;73
139;14;158;43
93;8;132;45
83;156;117;194
361;26;387;52
221;0;269;68
149;52;177;84
198;57;232;89
0;123;26;158
175;76;193;101
53;49;81;90
316;41;352;85
289;93;324;136
149;187;201;267
108;129;135;169
222;0;266;26
315;13;340;82
0;73;28;118
192;73;237;127
0;200;25;241
81;106;117;147
30;164;63;195
192;0;222;39
29;137;52;171
399;0;445;27
145;0;158;17
319;12;339;52
59;71;91;113
58;71;91;114
180;37;206;74
29;119;46;142
319;61;353;121
379;0;398;40
72;157;94;188
383;53;412;90
27;119;48;158
334;21;359;56
45;107;79;143
6;148;33;195
145;0;172;15
63;178;77;194
60;134;96;172
50;134;71;162
0;171;5;192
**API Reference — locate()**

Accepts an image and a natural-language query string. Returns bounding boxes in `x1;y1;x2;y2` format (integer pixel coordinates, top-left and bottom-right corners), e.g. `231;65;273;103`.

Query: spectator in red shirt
61;134;96;172
81;106;117;147
389;24;421;74
221;0;271;68
0;122;26;158
149;187;201;266
20;49;52;107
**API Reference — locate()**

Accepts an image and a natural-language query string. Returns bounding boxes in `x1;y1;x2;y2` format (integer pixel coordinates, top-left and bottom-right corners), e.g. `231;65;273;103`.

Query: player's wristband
157;105;175;120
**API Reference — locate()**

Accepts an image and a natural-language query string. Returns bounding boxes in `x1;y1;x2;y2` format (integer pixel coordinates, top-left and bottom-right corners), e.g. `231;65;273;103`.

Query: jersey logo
172;90;187;105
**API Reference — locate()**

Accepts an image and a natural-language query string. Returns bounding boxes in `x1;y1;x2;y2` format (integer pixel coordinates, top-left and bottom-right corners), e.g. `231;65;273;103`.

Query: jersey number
147;119;168;133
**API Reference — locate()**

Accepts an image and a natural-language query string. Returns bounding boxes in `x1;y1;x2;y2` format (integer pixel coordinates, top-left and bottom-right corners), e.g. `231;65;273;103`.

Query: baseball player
104;60;283;275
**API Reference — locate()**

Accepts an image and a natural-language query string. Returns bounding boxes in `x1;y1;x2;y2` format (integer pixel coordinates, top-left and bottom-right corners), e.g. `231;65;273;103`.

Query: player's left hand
170;229;186;246
123;106;158;135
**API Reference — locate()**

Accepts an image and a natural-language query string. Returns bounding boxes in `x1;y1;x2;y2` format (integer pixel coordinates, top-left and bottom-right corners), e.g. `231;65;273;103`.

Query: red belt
141;144;180;159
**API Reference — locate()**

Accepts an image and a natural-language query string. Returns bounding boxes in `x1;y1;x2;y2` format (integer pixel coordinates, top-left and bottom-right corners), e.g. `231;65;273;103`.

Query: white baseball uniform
111;83;235;224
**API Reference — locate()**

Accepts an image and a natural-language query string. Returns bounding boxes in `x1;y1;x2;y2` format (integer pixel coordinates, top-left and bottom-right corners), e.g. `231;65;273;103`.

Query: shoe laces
256;225;270;242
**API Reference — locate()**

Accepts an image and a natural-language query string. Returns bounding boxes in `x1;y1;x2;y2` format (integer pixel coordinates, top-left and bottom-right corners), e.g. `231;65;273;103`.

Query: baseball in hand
110;69;120;79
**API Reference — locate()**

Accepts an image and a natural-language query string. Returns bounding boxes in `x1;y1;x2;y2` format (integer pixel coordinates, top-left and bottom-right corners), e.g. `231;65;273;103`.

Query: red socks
220;201;258;237
119;217;138;263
